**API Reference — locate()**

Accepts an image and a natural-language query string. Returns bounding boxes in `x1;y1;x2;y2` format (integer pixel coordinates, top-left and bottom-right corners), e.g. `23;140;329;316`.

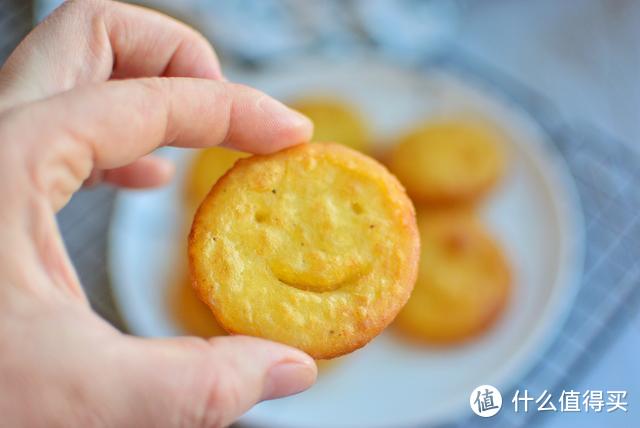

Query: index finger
1;78;312;209
0;0;223;110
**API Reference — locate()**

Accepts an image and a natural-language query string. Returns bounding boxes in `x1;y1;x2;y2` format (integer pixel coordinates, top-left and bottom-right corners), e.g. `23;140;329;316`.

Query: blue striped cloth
0;0;32;64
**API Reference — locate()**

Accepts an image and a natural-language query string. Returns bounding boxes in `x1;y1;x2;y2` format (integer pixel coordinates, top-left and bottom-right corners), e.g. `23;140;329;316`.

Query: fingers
37;78;311;165
3;77;311;209
105;1;222;80
126;335;316;427
85;155;175;189
0;0;222;111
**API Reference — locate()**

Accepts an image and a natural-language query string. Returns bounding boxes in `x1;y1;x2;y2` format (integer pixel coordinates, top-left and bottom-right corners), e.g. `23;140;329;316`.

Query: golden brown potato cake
291;97;371;153
395;209;511;344
189;143;419;359
387;120;506;205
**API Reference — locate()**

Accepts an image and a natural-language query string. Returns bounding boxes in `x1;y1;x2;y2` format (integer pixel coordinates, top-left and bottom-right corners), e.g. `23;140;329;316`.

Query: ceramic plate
108;57;584;427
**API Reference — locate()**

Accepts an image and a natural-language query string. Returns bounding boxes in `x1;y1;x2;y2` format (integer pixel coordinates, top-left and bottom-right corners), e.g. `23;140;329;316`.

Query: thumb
123;335;317;427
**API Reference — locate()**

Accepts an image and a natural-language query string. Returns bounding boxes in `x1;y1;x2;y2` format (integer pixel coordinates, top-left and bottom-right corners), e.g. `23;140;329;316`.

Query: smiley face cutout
189;143;419;359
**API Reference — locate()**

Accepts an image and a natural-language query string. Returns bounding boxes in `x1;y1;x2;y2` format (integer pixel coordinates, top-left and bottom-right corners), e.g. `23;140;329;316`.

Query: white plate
108;57;584;427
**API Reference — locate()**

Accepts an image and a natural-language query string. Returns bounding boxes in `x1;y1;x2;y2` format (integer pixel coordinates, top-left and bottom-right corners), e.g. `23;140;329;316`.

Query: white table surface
457;1;639;426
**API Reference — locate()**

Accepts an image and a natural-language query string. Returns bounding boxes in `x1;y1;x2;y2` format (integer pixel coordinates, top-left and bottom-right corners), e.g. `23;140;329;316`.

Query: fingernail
257;96;312;129
262;360;317;401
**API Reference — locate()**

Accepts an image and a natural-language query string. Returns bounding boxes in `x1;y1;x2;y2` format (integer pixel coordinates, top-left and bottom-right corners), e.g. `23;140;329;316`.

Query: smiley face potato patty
290;97;371;153
387;120;506;205
189;143;419;359
395;210;511;344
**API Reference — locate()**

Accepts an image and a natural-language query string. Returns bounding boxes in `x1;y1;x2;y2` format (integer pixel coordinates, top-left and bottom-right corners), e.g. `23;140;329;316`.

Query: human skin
0;1;317;427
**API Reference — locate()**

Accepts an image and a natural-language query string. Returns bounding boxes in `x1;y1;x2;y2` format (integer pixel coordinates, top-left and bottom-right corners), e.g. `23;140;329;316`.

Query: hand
0;1;316;427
